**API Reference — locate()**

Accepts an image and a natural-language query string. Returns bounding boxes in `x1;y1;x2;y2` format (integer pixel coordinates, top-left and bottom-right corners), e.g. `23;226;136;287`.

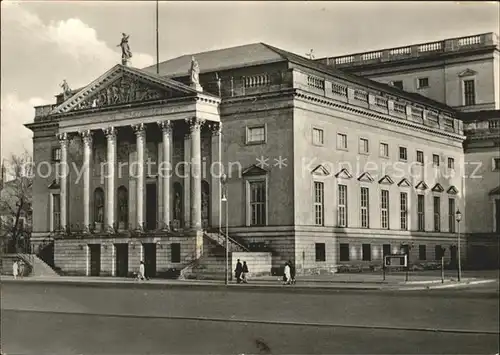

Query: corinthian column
57;132;69;230
157;120;172;230
187;117;204;230
80;130;93;232
104;127;117;232
133;123;146;230
210;122;222;228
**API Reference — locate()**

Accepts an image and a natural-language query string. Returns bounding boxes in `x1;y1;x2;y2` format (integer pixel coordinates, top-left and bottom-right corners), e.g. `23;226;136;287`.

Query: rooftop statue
189;56;200;85
60;80;72;100
118;33;133;65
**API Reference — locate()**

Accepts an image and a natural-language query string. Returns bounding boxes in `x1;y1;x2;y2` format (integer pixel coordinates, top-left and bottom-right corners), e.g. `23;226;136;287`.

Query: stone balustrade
34;104;58;121
322;32;498;68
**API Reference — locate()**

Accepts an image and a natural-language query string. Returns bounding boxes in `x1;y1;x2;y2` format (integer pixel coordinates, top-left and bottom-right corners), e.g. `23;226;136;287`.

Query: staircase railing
204;229;250;252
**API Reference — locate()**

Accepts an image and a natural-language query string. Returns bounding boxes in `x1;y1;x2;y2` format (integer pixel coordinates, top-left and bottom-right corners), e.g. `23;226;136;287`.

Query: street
1;282;499;354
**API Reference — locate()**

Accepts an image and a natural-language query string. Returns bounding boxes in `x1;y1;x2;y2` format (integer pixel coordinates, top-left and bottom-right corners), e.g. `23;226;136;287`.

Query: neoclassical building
28;42;467;277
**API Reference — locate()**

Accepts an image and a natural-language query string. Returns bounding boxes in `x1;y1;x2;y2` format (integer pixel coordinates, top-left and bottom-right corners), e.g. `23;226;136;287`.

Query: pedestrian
283;262;291;285
288;260;296;285
137;261;146;281
235;259;243;284
12;259;19;280
19;260;25;278
242;261;249;283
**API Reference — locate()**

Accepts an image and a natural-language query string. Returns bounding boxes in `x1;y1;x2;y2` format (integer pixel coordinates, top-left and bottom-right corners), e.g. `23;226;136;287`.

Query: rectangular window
339;243;350;261
400;192;408;230
379;142;389;158
52;194;61;231
434;196;441;232
246;126;265;144
493;158;500;171
448;198;456;233
435;245;443;260
360;187;370;228
416;150;424;164
359;138;369;154
433;154;440;167
419;245;427;261
381;190;389;229
249;181;266;226
418;77;429;89
338;184;348;227
383;244;391;257
171;243;181;263
362;244;371;261
52;148;62;162
313;128;324;145
315;243;326;262
463;79;475;106
337;133;348;150
314;182;324;226
399;147;407;161
417;194;425;231
448;157;455;170
392;80;403;90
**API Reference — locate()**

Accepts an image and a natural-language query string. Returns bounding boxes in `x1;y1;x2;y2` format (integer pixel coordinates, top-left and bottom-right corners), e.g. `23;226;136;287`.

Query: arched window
117;186;128;229
94;188;105;224
173;182;183;226
201;180;210;228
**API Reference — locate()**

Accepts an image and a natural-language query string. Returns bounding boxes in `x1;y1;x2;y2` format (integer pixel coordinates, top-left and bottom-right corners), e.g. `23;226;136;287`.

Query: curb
398;279;496;291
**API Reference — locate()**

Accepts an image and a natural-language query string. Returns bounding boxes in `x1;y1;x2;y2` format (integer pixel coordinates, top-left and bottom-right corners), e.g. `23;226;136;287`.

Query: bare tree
0;151;33;253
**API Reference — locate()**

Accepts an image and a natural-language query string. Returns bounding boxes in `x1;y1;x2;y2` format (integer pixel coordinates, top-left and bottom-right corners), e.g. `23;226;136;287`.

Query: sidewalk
1;273;496;291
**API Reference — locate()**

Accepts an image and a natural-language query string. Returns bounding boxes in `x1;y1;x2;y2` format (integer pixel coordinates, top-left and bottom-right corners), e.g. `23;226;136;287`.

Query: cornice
24;120;59;131
293;89;464;141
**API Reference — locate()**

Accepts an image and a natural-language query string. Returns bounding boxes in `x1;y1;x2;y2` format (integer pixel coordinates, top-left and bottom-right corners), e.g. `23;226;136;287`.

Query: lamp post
455;209;462;282
221;174;228;285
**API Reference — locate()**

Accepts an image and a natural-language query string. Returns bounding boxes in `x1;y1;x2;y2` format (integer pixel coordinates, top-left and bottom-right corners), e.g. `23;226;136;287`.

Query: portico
51;65;221;243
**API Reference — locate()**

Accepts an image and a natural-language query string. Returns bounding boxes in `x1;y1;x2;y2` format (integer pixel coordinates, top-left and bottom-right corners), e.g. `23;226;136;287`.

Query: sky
1;1;499;162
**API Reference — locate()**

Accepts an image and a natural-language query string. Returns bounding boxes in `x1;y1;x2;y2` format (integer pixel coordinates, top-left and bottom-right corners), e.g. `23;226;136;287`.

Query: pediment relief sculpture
73;74;170;111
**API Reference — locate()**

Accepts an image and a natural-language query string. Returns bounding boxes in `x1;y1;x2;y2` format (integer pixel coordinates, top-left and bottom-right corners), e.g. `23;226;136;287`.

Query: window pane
249;181;266;225
248;126;265;142
315;243;326;262
464;80;475;106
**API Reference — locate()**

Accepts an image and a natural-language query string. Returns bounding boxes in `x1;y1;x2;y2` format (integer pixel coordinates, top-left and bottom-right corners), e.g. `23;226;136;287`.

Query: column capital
80;130;93;145
186;117;205;132
157;120;173;135
209;122;222;136
103;126;117;139
57;132;69;145
132;123;146;137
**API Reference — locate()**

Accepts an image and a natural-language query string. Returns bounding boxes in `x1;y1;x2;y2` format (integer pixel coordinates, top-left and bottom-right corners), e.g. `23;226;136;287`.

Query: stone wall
231;252;272;277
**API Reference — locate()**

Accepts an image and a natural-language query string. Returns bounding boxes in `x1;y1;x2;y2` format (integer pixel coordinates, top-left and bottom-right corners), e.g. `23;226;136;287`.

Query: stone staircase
179;233;236;280
203;229;250;252
0;253;59;277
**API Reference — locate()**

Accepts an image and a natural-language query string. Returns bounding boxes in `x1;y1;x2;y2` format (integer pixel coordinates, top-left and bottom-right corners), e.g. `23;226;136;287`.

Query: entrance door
496;199;500;233
143;243;157;278
115;243;129;277
89;244;101;276
146;183;157;231
450;245;457;268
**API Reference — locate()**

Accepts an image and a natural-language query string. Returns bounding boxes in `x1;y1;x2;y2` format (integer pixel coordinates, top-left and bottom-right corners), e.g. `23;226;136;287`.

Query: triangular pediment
378;175;394;185
48;179;60;190
335;168;352;179
415;181;428;190
51;65;199;114
447;186;459;195
489;186;500;196
397;178;412;188
311;164;330;176
458;69;477;77
242;164;268;176
357;172;374;182
431;183;444;192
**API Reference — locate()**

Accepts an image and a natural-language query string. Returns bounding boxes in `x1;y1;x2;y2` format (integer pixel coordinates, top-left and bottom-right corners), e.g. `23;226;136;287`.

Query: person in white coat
12;260;19;279
283;262;291;285
138;261;145;281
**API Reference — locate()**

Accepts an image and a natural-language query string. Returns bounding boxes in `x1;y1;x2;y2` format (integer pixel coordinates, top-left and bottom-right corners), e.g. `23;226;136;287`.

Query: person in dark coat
288;260;296;285
235;259;243;284
242;261;249;283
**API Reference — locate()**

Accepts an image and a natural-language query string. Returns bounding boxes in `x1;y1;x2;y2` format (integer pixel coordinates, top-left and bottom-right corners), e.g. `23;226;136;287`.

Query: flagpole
156;0;159;74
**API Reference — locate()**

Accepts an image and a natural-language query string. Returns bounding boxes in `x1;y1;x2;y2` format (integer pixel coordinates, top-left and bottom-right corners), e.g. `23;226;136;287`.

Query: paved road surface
1;282;499;354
